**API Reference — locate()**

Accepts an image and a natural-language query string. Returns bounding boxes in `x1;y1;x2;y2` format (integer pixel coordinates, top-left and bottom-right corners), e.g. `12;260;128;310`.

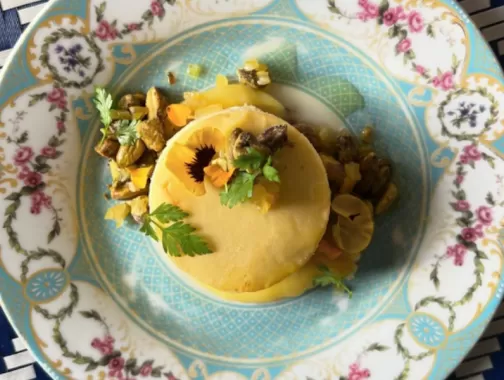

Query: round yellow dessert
149;106;331;293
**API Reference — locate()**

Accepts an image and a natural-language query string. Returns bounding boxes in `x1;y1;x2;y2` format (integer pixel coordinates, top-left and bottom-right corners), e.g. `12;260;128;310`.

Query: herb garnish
313;265;352;298
220;147;281;208
93;87;113;144
116;119;139;146
140;203;212;257
220;171;258;208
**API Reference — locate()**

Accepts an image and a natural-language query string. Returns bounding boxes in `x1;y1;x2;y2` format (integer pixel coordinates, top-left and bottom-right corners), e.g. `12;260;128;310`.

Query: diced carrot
167;103;192;127
204;164;235;188
317;238;343;260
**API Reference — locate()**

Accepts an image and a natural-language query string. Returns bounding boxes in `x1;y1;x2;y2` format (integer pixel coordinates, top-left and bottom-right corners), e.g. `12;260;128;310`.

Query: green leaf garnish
313;265;352;298
220;171;258;208
262;156;280;183
233;147;266;171
140;203;212;257
116;119;139;146
93;87;113;144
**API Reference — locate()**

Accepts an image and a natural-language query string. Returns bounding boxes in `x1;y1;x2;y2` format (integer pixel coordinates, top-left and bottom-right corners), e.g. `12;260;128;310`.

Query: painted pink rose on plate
41;146;57;158
95;20;118;41
463;144;482;160
13;146;33;166
383;6;406;26
454;200;470;211
408;10;424;33
476;206;492;226
151;1;165;17
446;244;467;266
396;38;412;53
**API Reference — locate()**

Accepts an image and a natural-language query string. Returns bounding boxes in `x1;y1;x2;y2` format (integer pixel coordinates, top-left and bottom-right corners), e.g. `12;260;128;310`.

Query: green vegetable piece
94;87;113;144
313;265;352;298
262;156;280;183
116;119;140;146
220;171;258;208
187;64;203;78
140;203;212;257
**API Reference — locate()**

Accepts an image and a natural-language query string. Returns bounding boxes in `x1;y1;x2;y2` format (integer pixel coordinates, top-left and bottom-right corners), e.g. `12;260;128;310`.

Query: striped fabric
0;0;504;379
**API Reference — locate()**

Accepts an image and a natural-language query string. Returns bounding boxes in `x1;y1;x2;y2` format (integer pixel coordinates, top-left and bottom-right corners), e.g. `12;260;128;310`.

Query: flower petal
186;127;226;153
165;143;205;195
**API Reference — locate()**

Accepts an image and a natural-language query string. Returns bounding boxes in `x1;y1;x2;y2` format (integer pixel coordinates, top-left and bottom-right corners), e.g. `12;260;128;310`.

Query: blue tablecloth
1;0;504;379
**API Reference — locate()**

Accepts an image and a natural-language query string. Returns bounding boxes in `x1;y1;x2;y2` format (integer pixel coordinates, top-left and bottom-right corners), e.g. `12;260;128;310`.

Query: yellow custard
149;106;331;293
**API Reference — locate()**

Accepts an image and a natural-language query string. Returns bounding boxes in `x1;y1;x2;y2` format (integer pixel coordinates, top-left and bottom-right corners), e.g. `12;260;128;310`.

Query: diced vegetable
128;165;153;190
204;164;235;188
109;160;130;184
105;203;131;227
187;64;203;78
250;179;280;213
129;195;149;223
167;104;192;127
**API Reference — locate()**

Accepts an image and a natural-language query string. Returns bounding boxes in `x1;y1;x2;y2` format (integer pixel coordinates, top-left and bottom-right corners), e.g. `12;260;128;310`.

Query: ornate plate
1;0;503;379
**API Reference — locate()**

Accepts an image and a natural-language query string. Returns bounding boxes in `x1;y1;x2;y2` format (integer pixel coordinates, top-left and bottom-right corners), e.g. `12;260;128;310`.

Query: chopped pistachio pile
94;86;173;226
220;125;287;210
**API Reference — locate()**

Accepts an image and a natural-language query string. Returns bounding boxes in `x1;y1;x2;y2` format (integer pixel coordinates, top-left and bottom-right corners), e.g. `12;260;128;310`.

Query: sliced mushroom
95;138;120;159
137;119;166;152
118;93;146;110
116;139;145;167
230;129;259;159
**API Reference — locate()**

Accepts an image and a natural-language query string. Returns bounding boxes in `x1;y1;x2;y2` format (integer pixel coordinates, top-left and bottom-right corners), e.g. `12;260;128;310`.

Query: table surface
1;0;504;379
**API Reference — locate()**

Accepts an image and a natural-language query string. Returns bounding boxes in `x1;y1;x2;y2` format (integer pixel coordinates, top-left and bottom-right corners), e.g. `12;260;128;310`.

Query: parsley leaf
93;87;113;143
233;148;266;171
150;203;189;223
313;265;352;298
140;203;212;257
262;156;280;183
220;171;258;208
116;119;139;145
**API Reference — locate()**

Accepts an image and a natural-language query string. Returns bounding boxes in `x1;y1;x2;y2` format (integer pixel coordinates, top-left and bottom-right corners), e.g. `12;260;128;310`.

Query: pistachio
129;195;149;223
146;87;168;121
109;182;148;200
257;125;288;154
116;139;145;167
137;119;166;152
334;135;359;163
237;59;271;89
118;93;146;110
95;138;120;159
